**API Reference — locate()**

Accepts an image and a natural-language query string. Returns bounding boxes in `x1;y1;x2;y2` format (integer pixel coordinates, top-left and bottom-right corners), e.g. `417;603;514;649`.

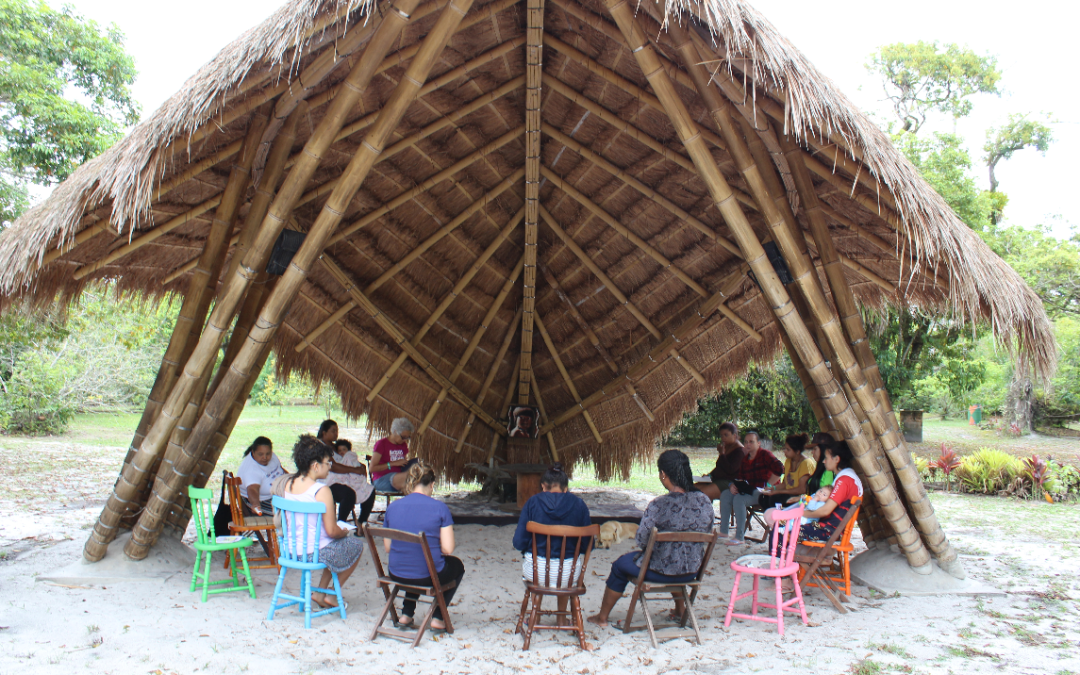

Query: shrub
956;448;1025;494
930;443;961;491
1046;460;1080;496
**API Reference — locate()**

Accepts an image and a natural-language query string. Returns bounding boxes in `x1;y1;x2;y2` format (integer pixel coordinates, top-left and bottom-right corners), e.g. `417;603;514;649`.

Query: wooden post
122;0;455;559
603;0;933;573
780;133;963;576
518;0;544;405
417;258;525;434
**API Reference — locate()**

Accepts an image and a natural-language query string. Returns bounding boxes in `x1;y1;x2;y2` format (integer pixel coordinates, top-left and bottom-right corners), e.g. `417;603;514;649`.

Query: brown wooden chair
514;522;600;650
794;498;863;614
363;523;456;647
364;454;403;520
223;472;279;571
622;527;719;648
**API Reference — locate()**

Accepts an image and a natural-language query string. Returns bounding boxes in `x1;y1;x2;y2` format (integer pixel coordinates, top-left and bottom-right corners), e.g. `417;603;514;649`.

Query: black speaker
266;230;305;275
763;241;795;285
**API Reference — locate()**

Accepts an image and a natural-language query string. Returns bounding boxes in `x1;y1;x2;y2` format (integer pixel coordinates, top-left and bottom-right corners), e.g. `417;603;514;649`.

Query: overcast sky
61;0;1079;237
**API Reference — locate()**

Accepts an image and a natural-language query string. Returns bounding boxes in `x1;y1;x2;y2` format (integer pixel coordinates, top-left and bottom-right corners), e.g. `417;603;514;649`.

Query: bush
0;350;75;434
956;448;1025;494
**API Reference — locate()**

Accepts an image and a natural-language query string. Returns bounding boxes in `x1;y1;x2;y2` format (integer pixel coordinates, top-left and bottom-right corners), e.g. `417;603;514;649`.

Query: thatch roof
0;0;1054;479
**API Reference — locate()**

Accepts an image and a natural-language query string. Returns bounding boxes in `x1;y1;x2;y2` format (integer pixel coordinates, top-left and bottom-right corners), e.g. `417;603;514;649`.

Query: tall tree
0;0;139;227
983;113;1054;224
867;41;1000;133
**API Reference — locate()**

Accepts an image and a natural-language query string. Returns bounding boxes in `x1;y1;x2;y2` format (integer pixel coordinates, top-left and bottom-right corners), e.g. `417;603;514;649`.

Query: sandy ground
1;476;1078;675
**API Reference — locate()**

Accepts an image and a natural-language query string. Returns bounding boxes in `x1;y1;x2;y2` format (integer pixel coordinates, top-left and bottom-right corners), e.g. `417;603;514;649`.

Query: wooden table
497;463;551;512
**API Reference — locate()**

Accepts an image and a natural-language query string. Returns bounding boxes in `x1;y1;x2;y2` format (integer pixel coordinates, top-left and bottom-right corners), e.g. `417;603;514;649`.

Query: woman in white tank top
281;435;364;610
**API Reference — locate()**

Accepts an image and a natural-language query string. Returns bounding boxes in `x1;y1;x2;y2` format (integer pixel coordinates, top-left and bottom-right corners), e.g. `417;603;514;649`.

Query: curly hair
390;417;414;436
291;434;333;477
784;433;809;455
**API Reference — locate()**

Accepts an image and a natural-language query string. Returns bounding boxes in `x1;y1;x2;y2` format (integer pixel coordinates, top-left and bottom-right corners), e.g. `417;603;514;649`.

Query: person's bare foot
586;614;608;628
430;619;446;630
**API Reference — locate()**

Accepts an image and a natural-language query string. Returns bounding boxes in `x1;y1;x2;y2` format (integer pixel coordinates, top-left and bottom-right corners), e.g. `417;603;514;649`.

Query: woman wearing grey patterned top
587;450;714;628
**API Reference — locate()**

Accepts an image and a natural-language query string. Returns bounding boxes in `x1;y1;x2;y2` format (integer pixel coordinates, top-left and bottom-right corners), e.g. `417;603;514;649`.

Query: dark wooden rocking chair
622;527;719;648
363;524;456;647
514;521;600;650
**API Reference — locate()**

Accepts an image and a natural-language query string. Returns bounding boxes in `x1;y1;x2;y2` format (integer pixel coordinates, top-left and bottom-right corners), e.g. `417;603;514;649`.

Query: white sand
2;493;1078;675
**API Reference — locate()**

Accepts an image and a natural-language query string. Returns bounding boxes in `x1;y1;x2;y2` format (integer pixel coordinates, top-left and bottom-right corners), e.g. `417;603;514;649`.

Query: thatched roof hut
0;0;1053;575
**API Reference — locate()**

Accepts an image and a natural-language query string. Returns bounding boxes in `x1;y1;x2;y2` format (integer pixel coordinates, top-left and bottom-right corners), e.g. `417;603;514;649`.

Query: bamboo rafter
529;367;560;460
533;311;603;444
453;307;521;454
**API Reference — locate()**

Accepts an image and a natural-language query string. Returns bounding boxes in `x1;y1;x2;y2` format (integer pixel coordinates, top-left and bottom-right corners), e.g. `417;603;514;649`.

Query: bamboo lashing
529;368;560;460
82;106;270;560
453;308;521;453
518;0;545;406
539;206;707;386
534;311;603;445
780;131;963;576
365;208;525;402
604;0;933;573
117;0;436;560
416;257;524;434
541;167;762;341
539;264;655;422
540;265;748;433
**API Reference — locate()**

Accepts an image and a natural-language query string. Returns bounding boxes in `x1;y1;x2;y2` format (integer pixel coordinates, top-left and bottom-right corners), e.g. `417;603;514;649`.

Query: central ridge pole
518;0;544;407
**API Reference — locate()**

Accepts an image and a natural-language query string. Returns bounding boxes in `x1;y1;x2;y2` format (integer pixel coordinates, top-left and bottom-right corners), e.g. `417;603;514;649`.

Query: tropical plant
956;448;1024;494
929;443;961;492
1023;454;1051;501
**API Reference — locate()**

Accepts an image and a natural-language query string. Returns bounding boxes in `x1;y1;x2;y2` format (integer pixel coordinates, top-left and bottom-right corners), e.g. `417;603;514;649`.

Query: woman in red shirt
799;441;863;541
371;417;414;493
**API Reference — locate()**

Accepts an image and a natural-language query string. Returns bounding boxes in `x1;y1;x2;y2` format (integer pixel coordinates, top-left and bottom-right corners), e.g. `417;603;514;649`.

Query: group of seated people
234;416;862;625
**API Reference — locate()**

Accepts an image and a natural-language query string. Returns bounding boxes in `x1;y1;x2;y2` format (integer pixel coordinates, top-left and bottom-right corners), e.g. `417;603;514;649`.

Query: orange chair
797;497;861;598
224;472;279;571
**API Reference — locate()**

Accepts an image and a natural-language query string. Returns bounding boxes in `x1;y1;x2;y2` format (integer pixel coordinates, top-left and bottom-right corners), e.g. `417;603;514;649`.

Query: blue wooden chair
267;495;347;628
187;485;256;602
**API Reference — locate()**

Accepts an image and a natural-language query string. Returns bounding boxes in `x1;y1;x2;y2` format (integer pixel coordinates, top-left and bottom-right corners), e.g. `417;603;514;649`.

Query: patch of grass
850;659;885;675
946;645;1000;661
869;642;914;659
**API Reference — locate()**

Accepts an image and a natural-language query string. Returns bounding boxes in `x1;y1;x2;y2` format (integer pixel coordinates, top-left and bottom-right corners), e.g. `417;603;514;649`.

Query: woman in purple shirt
382;461;464;633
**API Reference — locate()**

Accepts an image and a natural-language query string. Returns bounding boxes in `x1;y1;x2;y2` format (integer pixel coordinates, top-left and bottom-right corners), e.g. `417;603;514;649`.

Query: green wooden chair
188;485;257;602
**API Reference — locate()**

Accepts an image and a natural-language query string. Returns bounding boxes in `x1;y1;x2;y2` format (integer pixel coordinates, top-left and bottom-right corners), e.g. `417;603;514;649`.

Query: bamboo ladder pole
416;256;526;434
779;133;962;575
670;22;911;553
453;316;521;454
364;207;525;403
541;167;761;341
529;368;559;461
518;0;545;406
603;0;933;572
82;105;270;560
539;206;706;386
539;264;654;422
540;266;748;433
118;0;430;559
488;355;522;463
533;311;603;445
295;173;524;353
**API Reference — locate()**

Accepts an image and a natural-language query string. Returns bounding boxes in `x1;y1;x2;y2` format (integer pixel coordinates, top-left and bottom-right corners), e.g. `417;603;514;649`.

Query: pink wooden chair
723;503;808;637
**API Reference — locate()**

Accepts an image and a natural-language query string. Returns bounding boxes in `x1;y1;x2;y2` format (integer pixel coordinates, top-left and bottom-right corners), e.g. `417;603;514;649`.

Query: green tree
0;0;139;227
983;113;1054;224
867;41;1001;133
987;221;1080;319
894;131;994;232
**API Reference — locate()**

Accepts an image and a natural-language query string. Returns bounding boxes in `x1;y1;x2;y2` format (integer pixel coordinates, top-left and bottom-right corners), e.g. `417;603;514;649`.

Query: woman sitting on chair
237;436;286;516
798;441;863;542
760;433;815;507
281;435;364;610
371;418;414;494
587;450;713;628
323;438;377;525
512;463;591;623
718;431;784;546
383;461;464;633
315;419;358;524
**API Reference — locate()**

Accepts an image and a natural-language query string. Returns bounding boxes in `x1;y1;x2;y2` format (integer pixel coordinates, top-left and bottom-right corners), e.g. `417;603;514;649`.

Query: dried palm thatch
0;0;1054;576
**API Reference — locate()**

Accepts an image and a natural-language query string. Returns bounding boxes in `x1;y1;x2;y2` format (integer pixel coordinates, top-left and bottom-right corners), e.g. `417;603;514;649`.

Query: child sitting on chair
766;486;832;532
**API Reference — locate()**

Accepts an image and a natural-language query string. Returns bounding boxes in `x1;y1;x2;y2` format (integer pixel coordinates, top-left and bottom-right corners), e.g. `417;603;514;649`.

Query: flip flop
427;626;449;636
396;618;416;630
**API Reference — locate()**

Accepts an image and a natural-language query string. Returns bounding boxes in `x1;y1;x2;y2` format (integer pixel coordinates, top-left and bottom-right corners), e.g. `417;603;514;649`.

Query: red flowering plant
930;443;962;492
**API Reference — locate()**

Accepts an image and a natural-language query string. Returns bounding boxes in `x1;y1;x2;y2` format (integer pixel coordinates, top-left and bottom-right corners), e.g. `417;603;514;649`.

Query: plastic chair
267;496;347;629
187;485;256;602
223;472;279;571
795;498;862;613
622;527;719;648
514;522;600;650
724;504;808;637
363;524;456;647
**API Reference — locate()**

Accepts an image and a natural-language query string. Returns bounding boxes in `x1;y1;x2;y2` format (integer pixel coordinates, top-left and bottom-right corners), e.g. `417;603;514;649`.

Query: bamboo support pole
539;206;706;386
487;354;521;463
541;166;761;341
603;0;932;573
82;106;270;560
540;266;748;433
296;176;524;354
534;311;603;445
121;0;437;559
539;264;654;422
321;254;502;432
781;133;962;576
529;368;559;461
366;207;524;402
417;258;524;435
518;0;545;405
454;319;520;455
781;329;834;435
